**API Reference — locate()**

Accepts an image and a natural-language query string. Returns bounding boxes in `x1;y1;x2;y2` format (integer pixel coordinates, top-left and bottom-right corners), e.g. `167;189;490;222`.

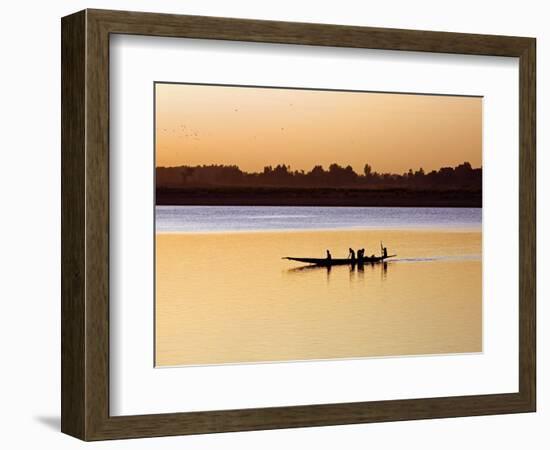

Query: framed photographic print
61;9;536;440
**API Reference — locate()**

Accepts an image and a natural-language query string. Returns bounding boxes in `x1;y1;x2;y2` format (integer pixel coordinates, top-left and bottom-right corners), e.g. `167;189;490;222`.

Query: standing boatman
381;241;388;258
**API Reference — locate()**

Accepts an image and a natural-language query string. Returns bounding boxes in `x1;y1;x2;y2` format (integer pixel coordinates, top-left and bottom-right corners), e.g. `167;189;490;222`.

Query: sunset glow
155;83;482;174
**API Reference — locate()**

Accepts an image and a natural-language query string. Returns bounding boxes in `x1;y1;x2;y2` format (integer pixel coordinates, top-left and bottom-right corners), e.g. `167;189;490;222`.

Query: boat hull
284;255;396;266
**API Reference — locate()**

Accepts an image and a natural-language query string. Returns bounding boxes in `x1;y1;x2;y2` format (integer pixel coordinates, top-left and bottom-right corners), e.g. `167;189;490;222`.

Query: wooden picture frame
61;9;536;441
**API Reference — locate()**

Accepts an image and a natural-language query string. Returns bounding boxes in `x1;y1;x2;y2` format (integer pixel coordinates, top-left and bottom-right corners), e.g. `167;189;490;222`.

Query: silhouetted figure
348;248;356;260
380;242;386;258
326;250;332;262
357;248;365;262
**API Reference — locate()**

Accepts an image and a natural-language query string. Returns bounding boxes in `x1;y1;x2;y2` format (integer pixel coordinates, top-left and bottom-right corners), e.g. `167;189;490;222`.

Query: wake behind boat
284;254;396;266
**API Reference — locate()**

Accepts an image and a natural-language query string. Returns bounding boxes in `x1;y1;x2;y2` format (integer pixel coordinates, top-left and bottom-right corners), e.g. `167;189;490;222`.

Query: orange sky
155;83;481;174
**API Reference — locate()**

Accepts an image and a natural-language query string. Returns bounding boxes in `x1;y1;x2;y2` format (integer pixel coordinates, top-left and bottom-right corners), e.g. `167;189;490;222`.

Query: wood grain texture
61;10;86;439
84;10;111;440
518;39;536;409
89;8;532;56
61;8;537;441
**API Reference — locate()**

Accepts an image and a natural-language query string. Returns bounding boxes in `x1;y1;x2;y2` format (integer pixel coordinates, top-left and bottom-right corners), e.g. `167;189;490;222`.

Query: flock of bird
160;103;296;141
161;124;201;140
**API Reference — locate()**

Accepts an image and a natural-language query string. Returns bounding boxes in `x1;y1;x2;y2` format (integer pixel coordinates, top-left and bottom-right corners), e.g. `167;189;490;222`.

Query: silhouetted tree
364;163;372;179
156;161;482;190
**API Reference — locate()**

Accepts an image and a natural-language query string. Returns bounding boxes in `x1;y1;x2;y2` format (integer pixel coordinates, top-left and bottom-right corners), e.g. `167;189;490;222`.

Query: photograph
154;82;483;367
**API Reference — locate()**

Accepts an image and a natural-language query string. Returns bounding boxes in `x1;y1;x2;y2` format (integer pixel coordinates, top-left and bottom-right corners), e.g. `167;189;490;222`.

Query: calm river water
155;206;482;366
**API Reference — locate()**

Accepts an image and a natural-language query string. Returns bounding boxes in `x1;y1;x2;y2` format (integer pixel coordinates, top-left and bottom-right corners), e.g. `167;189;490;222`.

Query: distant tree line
156;162;481;190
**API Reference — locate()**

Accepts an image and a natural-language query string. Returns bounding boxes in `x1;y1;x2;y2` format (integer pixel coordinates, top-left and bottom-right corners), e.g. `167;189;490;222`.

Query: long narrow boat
283;255;396;266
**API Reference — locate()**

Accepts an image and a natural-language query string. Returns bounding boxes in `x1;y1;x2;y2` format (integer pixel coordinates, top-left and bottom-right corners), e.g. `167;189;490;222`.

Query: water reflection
286;261;390;284
349;264;356;283
156;229;482;366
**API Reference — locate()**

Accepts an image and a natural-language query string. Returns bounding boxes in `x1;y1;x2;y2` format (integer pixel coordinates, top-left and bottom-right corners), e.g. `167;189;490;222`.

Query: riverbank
156;187;482;208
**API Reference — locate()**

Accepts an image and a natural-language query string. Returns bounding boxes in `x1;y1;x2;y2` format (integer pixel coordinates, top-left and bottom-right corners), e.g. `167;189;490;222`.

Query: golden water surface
155;229;481;366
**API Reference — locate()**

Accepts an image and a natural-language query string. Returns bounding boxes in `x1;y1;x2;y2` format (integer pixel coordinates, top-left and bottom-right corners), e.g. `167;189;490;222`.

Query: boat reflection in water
286;260;389;284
